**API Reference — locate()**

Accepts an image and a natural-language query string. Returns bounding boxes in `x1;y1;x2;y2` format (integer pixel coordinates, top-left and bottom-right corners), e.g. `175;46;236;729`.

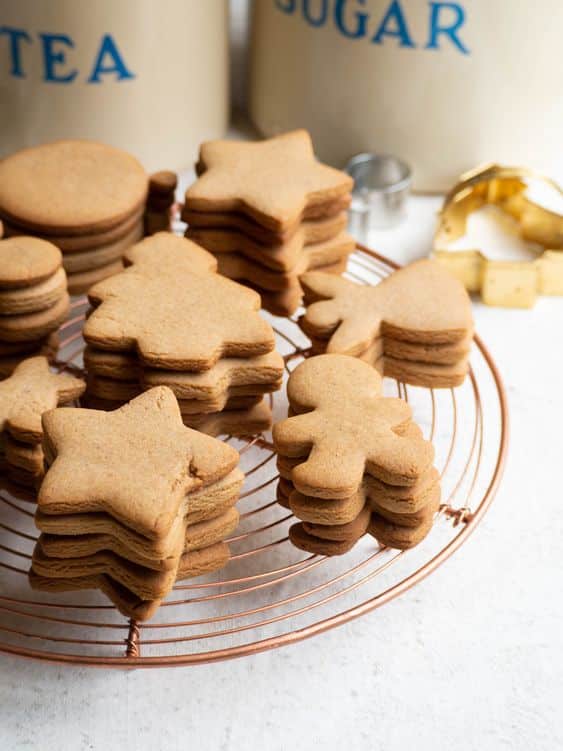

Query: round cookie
67;261;124;296
2;210;144;252
0;141;148;235
0;267;67;315
0;294;69;342
61;223;144;274
0;237;62;289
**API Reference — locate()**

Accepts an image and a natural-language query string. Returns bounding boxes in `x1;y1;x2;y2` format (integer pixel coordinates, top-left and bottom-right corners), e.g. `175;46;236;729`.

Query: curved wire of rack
0;246;508;667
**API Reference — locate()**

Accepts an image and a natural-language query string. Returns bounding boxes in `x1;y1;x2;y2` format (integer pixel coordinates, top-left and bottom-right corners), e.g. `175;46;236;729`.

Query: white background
1;3;561;749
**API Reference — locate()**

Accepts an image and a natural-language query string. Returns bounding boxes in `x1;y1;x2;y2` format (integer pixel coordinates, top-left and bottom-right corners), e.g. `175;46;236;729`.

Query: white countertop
1;192;560;751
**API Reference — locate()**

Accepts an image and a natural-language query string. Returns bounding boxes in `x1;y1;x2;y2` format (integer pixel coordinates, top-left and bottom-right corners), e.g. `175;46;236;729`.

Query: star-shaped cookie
273;355;434;498
0;356;85;443
84;238;275;370
39;387;240;539
185;130;353;233
300;259;473;355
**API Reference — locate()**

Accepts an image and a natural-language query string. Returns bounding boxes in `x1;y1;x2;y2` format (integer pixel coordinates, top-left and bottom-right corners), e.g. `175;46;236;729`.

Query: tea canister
0;0;229;171
250;0;563;191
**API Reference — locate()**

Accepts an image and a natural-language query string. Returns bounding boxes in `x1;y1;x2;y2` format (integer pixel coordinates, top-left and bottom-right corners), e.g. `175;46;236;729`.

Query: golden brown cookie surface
39;386;240;539
0;141;148;234
0;237;62;288
185;130;352;232
273;354;434;497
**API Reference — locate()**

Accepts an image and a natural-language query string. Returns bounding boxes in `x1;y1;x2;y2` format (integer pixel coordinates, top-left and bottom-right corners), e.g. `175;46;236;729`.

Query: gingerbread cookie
39;387;240;538
186;215;349;272
273;355;434;497
289;523;358;556
29;542;231;621
37;508;239;572
61;223;144;274
35;469;243;570
3;210;144;252
0;293;69;342
0;356;85;443
67;261;124;296
85;239;275;370
0;268;67;315
0;334;60;381
300;260;473;348
0;237;62;288
182;204;350;246
212;236;353;291
185;130;352;233
0;141;148;234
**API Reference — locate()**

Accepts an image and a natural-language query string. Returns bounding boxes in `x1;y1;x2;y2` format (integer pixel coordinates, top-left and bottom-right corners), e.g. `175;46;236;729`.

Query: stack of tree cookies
273;355;441;555
82;234;284;436
183;130;354;316
0;357;85;488
299;259;474;388
144;171;177;235
29;387;244;621
0;141;147;294
0;237;70;378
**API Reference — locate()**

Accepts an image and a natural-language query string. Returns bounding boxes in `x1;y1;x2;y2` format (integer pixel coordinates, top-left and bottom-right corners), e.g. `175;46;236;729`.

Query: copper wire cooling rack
0;247;508;667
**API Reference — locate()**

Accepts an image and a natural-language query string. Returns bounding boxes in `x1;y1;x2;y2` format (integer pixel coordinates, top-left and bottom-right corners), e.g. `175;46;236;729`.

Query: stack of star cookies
0;357;85;488
0;141;147;294
300;259;474;388
82;234;283;436
183;130;354;316
144;171;177;235
29;388;244;621
273;355;441;555
0;237;70;378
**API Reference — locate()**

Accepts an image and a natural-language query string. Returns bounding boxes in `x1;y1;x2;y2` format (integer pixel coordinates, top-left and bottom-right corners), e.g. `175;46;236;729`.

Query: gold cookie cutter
433;164;563;307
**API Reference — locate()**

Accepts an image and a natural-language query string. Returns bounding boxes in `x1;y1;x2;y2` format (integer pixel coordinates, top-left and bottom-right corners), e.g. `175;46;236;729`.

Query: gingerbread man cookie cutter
433;163;563;308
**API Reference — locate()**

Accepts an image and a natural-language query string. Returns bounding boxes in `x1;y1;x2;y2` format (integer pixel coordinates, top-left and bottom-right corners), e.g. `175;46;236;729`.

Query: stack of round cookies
0;141;148;294
0;237;69;378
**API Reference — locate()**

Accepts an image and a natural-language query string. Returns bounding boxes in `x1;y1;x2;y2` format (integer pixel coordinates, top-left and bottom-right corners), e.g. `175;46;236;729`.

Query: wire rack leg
125;619;141;658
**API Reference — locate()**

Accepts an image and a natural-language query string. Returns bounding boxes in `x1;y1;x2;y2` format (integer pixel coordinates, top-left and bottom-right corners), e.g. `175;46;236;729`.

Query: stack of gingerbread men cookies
82;233;284;435
30;387;244;620
0;356;85;488
299;259;474;388
0;141;147;294
183;130;355;316
274;355;441;554
0;237;70;378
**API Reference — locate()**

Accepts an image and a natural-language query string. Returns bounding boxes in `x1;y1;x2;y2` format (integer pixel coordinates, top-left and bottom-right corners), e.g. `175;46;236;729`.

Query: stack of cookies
299;259;474;388
0;356;85;488
0;237;70;378
0;141;148;294
273;355;441;555
183;130;354;316
144;171;177;235
82;234;283;436
29;387;244;621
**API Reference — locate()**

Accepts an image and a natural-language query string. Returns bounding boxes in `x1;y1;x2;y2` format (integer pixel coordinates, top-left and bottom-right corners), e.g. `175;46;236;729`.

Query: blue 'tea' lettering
0;27;31;77
87;34;135;83
39;33;77;83
334;0;368;39
426;2;469;54
372;0;416;48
